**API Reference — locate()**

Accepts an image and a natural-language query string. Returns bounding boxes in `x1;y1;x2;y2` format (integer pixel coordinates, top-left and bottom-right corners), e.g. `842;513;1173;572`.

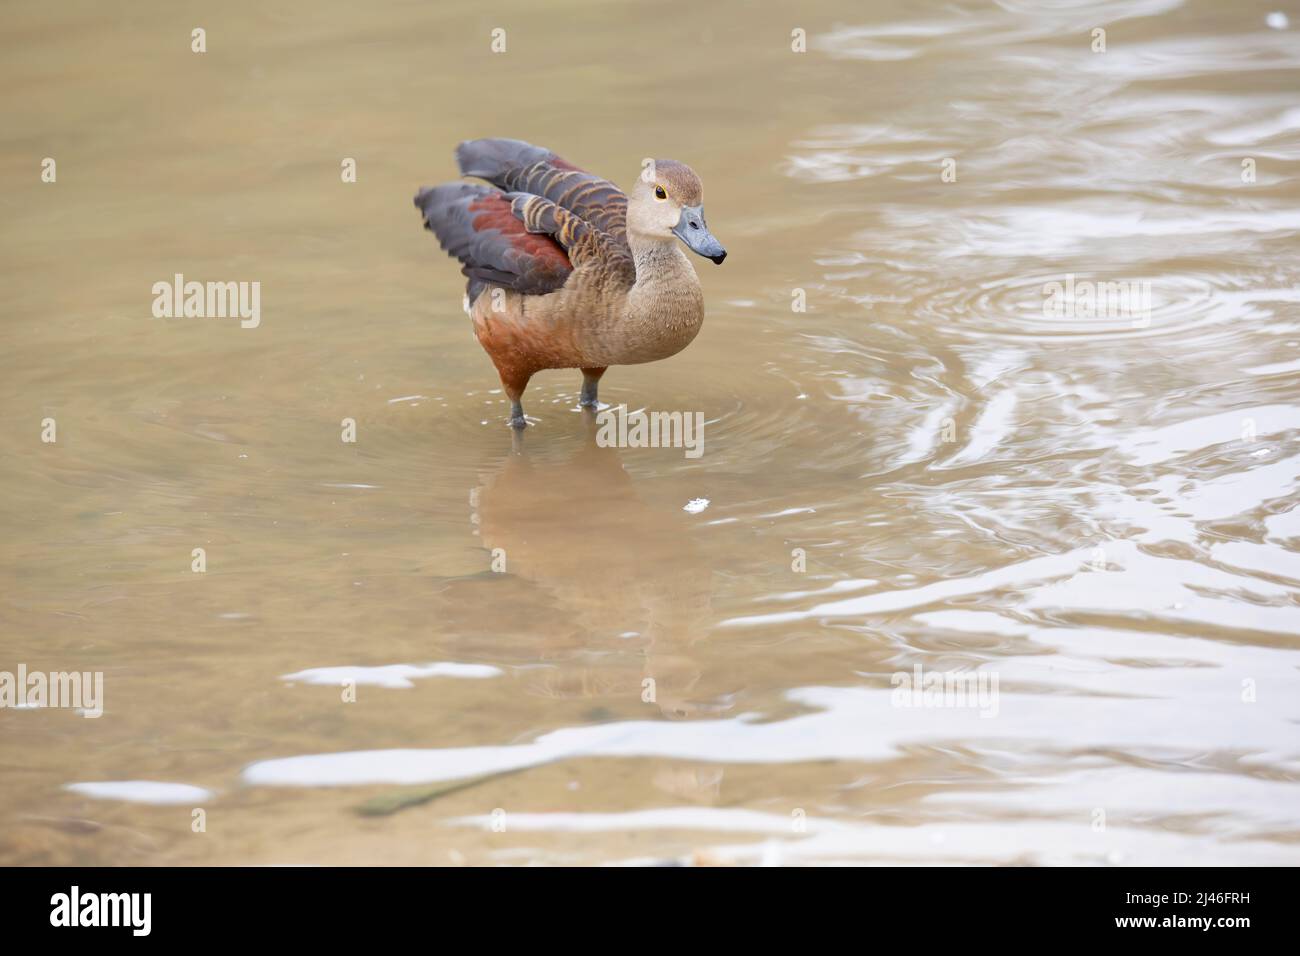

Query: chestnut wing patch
414;182;572;298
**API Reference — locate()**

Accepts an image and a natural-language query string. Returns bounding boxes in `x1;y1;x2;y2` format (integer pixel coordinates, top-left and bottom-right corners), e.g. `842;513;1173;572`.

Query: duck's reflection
468;419;718;727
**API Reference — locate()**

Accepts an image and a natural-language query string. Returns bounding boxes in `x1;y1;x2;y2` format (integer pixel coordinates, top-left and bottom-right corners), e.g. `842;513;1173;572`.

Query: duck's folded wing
414;182;572;297
505;192;632;280
455;138;629;247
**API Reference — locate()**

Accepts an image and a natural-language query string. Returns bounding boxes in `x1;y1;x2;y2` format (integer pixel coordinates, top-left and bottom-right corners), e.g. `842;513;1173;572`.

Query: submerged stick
355;766;535;817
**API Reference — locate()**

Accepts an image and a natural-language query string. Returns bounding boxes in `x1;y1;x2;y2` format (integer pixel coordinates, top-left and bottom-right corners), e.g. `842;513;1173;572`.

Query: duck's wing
414;182;573;300
455;138;630;249
503;191;632;280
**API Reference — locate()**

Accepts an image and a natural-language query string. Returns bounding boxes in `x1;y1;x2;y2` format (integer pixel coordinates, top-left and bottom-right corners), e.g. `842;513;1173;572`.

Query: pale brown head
626;159;726;264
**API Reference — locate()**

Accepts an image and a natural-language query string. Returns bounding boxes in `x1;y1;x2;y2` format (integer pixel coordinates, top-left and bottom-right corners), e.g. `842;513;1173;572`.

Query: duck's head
627;159;726;264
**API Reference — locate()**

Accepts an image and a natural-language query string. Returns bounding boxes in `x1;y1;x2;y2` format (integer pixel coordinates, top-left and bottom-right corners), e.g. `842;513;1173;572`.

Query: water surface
2;0;1299;864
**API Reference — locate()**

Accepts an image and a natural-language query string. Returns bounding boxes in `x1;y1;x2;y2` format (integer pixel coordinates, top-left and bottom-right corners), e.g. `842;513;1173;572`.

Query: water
2;0;1298;865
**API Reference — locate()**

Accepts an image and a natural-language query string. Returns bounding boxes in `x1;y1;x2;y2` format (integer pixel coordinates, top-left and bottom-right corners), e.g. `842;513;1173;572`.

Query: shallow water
2;0;1298;865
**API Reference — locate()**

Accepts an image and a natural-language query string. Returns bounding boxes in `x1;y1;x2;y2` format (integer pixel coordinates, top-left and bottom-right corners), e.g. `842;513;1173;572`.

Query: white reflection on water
243;669;1297;782
65;782;215;805
447;809;1293;866
281;662;502;688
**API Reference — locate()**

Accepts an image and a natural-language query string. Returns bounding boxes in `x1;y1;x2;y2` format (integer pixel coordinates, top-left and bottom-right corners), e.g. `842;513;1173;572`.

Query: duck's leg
579;367;607;409
500;369;532;430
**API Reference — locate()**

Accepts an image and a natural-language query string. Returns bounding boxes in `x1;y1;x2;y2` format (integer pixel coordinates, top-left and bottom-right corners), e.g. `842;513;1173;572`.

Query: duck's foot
507;401;528;430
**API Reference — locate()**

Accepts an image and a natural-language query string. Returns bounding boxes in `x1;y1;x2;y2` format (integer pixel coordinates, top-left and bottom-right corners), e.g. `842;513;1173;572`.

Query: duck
414;138;726;429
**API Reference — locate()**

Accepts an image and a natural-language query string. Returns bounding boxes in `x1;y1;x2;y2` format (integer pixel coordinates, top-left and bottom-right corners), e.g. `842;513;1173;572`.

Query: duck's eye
654;185;667;200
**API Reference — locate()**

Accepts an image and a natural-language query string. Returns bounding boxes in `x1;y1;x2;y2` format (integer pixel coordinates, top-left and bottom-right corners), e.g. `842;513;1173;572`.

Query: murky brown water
3;0;1299;865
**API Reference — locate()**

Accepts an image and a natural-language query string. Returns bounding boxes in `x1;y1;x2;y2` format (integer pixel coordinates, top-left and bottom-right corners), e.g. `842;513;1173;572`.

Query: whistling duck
414;139;726;429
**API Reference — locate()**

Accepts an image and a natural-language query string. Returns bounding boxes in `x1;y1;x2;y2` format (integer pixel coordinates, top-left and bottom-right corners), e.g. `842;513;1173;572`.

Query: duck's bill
673;205;727;264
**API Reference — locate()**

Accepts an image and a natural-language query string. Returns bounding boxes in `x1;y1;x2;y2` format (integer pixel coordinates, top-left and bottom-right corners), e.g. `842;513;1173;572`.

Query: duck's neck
630;234;689;279
607;233;705;364
627;235;703;315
